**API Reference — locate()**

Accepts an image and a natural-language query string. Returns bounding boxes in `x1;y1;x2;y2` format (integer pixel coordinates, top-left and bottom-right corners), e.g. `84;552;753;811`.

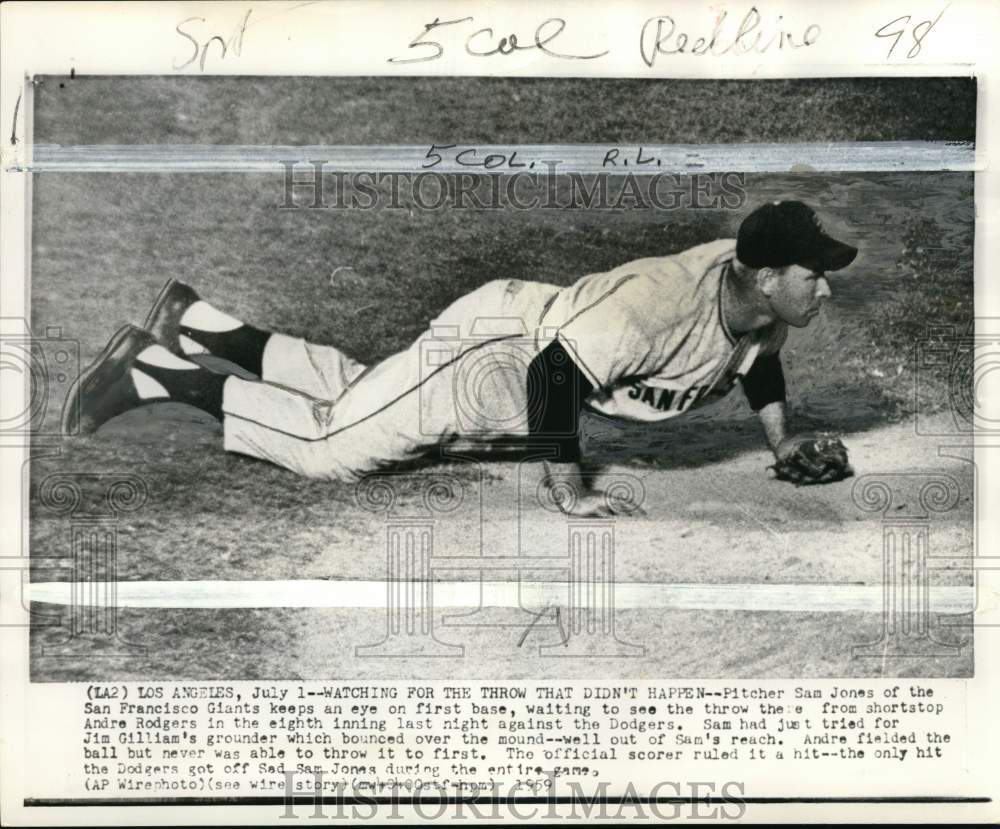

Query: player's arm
530;272;656;516
743;350;854;483
740;351;789;458
757;399;788;457
526;340;639;518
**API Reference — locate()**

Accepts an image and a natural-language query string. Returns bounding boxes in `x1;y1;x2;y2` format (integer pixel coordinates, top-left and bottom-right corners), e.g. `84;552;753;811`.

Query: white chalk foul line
26;581;974;614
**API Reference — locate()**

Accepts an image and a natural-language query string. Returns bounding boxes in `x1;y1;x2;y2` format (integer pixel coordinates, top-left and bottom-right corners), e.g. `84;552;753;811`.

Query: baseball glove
769;435;853;485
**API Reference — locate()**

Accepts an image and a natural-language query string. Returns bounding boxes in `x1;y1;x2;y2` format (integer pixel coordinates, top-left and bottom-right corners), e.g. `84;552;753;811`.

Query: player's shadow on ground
578;409;895;470
42;395;897;485
417;406;896;474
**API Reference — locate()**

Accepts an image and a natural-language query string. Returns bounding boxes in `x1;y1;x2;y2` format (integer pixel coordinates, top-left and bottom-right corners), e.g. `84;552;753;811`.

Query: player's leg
61;325;226;436
62;323;356;477
145;279;366;401
65;279;538;476
222;342;434;479
63;323;433;480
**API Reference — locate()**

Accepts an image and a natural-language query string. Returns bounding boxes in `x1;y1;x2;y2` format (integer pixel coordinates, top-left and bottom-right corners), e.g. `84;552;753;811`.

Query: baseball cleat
143;278;200;354
61;324;159;436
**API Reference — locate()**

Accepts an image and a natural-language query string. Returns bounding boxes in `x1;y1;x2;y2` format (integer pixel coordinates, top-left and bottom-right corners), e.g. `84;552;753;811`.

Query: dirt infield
31;414;973;587
30;411;974;680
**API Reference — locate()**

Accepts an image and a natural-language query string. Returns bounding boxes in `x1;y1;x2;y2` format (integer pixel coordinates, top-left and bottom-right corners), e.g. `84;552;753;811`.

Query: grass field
26;77;976;680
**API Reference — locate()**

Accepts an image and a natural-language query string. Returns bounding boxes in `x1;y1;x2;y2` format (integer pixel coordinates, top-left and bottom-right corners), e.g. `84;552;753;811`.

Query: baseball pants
221;280;557;480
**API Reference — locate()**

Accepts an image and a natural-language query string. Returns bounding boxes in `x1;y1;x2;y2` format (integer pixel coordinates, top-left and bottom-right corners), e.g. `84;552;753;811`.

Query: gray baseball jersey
221;239;785;479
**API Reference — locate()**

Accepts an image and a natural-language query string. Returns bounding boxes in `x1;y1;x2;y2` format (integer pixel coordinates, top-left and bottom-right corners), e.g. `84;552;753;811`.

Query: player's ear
755;266;780;297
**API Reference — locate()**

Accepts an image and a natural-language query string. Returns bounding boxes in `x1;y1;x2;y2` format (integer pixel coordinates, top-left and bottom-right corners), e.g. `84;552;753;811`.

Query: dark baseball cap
736;200;858;272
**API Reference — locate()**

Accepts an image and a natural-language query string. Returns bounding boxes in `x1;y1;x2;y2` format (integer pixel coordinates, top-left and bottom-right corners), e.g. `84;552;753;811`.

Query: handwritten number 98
875;5;948;59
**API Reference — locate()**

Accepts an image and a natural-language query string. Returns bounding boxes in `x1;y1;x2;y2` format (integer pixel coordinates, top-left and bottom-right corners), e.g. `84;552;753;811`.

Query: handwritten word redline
171;6;950;71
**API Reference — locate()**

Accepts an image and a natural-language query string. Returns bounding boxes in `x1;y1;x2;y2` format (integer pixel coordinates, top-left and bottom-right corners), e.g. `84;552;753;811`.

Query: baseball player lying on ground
62;200;856;517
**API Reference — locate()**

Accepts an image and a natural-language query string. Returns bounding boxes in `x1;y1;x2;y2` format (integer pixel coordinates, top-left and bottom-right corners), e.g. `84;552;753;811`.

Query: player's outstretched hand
554;489;647;518
542;461;646;518
769;434;854;485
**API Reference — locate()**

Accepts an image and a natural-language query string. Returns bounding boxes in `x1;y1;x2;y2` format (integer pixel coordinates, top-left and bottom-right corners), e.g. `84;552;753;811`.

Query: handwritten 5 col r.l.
387;16;609;64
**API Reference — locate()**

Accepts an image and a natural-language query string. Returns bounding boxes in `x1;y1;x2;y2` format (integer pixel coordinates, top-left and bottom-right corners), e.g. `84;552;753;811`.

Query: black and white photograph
24;74;976;680
3;1;999;824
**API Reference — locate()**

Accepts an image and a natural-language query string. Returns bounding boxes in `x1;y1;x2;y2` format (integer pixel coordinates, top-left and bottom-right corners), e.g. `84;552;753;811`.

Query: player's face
765;265;832;327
